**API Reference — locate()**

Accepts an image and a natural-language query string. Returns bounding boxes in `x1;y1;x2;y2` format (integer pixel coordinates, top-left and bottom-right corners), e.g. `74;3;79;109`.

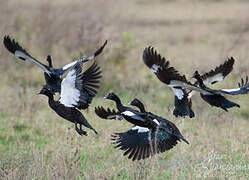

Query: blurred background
0;0;248;179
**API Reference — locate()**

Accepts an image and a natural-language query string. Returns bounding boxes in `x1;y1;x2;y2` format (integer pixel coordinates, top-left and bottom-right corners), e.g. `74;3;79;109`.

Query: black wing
219;76;249;95
112;127;181;161
142;46;195;118
60;40;108;74
143;46;190;85
95;106;122;120
60;61;102;109
200;57;235;86
3;35;51;75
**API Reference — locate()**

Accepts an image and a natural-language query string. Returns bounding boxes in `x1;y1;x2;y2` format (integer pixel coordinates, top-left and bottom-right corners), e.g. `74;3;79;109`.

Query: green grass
1;0;249;179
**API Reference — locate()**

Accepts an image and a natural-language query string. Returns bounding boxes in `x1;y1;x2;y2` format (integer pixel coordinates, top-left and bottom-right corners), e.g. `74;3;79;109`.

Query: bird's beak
128;102;131;105
103;96;107;99
37;89;43;95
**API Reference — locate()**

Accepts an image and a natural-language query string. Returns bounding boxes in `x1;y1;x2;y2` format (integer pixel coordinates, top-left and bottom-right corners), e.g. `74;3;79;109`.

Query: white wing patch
203;73;224;86
170;87;184;100
59;69;80;107
121;111;145;122
132;126;149;133
151;64;160;73
122;111;136;116
62;61;78;71
153;119;160;125
15;50;51;75
62;53;96;71
221;88;240;92
169;80;213;95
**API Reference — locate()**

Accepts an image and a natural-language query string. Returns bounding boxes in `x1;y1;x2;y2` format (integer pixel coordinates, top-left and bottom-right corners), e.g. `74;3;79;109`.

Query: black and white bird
38;61;101;135
142;47;244;116
102;92;154;128
193;57;235;87
142;46;195;118
187;71;249;111
129;98;189;144
187;57;235;99
3;35;107;94
95;94;188;161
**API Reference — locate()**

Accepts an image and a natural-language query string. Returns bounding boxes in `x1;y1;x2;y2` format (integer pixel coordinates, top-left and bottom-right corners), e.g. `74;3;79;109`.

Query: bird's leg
75;122;87;136
79;124;87;136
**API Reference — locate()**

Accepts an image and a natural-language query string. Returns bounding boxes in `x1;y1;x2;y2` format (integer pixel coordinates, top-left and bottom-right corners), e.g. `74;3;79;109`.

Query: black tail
201;94;240;111
220;98;240;111
80;115;98;134
173;96;195;118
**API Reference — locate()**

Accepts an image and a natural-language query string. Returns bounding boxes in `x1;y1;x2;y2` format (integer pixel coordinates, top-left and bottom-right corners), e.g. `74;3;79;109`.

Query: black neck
46;93;55;106
47;56;53;68
113;97;126;112
196;76;205;88
138;104;146;113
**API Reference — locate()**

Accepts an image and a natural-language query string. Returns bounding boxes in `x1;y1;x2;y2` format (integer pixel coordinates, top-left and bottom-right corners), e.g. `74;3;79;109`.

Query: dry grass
0;0;249;179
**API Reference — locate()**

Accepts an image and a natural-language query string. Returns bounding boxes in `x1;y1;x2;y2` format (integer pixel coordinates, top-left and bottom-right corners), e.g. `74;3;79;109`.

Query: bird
193;57;235;86
129;98;189;144
103;92;155;128
95;93;189;161
142;46;195;118
187;71;249;111
142;46;244;116
187;57;235;99
38;61;102;135
3;35;107;94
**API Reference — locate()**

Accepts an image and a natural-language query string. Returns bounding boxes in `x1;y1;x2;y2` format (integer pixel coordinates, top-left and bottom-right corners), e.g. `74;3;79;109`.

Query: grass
0;0;249;179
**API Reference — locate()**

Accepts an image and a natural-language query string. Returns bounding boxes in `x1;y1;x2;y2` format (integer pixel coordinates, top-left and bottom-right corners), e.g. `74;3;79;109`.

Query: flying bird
3;35;107;94
38;61;101;135
142;46;246;115
95;93;188;161
142;46;194;118
187;71;249;111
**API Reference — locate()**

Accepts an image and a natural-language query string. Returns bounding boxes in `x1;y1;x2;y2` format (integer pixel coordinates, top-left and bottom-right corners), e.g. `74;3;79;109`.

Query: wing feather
60;61;102;109
111;127;180;161
3;35;51;75
95;106;122;120
200;57;235;86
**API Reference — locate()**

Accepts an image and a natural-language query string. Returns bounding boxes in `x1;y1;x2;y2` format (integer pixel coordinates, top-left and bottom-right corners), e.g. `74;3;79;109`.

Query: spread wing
121;110;147;122
143;46;190;85
111;127;181;161
60;40;108;74
200;57;235;86
219;76;249;95
59;61;102;109
95;106;122;120
3;35;51;75
142;46;195;118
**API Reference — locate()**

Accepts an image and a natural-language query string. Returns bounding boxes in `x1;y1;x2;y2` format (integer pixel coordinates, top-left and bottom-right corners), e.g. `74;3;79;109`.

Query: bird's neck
196;76;205;88
113;98;125;112
139;104;146;113
47;93;55;107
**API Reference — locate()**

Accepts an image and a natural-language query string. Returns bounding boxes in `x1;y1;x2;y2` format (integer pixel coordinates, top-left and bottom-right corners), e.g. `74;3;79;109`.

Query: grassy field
0;0;249;179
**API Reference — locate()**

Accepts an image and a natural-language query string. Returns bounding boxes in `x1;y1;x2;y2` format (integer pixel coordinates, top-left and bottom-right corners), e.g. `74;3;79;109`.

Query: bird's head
129;98;142;107
38;87;53;97
191;70;201;80
104;92;119;101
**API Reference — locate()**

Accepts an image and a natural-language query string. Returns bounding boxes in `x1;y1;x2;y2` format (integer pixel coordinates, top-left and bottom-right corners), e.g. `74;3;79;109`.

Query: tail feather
80;115;98;134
